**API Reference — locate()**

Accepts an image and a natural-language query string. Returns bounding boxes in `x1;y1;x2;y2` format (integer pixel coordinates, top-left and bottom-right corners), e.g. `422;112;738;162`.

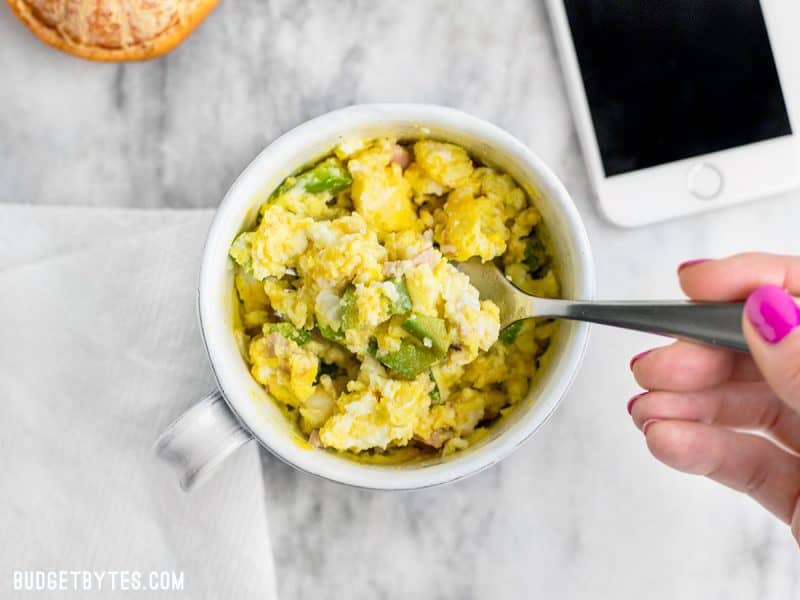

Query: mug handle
155;389;253;491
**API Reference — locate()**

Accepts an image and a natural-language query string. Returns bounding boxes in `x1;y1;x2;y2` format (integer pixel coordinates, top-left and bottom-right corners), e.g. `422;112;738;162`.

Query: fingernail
627;392;648;415
629;350;651;370
745;285;800;344
678;259;709;272
642;418;660;434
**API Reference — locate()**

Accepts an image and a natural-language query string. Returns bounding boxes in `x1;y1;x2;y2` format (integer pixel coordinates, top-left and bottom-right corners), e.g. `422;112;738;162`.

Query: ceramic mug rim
198;103;595;490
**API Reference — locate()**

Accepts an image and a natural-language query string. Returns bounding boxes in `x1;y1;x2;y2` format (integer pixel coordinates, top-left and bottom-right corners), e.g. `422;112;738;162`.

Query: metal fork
457;258;748;353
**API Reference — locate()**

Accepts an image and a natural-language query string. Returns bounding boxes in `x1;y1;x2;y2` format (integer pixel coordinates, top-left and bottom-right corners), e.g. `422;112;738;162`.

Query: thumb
743;284;800;413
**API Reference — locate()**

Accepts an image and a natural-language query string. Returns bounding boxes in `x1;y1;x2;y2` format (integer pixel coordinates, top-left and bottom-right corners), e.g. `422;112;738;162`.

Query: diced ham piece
383;260;406;278
265;332;289;357
391;144;412;169
411;248;438;267
422;430;454;449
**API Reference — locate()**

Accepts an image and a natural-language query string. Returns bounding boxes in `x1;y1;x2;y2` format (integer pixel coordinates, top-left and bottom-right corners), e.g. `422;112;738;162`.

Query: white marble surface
3;0;800;598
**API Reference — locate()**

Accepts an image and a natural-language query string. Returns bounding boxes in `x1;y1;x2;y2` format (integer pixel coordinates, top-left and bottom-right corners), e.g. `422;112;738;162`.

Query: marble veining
3;0;800;598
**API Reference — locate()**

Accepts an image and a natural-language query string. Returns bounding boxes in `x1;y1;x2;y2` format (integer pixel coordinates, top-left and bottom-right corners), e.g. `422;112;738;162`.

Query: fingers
631;340;760;392
630;382;800;454
728;352;764;382
742;285;800;415
629;258;800;544
644;420;800;525
679;253;800;301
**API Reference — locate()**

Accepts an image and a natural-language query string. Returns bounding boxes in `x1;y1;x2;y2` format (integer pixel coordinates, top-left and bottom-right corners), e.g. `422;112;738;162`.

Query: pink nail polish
629;350;651;369
627;392;647;415
678;259;709;272
642;418;660;434
744;285;800;344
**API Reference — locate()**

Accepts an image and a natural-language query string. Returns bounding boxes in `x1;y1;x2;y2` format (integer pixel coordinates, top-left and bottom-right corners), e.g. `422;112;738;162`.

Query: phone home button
687;162;723;200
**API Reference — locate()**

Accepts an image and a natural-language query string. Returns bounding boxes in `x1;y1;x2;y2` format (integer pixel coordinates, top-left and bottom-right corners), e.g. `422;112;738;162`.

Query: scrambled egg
230;138;560;460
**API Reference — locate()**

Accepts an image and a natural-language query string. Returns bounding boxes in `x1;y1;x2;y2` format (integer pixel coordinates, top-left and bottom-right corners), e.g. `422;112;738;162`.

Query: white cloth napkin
0;205;277;599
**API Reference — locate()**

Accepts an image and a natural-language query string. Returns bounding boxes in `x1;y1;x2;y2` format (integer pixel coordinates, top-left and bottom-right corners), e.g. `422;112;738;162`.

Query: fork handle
537;300;748;353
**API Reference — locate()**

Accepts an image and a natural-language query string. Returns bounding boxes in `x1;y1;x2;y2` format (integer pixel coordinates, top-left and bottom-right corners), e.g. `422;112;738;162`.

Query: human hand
628;253;800;545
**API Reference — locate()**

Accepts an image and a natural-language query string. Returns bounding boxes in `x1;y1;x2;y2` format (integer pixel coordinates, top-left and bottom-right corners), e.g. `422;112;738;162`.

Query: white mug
156;104;595;491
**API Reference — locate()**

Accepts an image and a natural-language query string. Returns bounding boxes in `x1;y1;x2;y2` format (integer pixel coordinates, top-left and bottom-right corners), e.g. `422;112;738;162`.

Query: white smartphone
547;0;800;226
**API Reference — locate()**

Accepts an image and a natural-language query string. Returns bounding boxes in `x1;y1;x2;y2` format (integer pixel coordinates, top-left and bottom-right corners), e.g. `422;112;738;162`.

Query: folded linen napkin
0;205;277;599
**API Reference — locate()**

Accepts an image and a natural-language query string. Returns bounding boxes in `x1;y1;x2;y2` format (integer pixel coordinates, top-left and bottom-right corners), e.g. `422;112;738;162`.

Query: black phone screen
563;1;792;176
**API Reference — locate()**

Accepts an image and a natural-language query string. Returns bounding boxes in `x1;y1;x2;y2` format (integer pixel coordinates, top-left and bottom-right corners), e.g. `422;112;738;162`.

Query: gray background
3;1;800;598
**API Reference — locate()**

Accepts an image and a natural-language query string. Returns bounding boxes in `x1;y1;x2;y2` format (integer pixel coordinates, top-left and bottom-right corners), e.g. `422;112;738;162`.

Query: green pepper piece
229;232;254;274
498;321;524;345
402;313;450;358
428;370;442;405
523;230;550;279
388;277;413;314
277;158;352;197
379;340;437;378
318;324;344;343
263;322;311;345
339;285;359;332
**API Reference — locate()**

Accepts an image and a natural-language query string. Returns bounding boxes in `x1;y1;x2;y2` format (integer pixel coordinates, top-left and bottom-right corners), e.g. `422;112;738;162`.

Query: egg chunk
349;140;418;234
